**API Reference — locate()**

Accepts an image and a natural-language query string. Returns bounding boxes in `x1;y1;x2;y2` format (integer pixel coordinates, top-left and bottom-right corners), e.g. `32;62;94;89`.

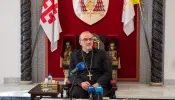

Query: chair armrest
64;81;72;90
63;81;72;98
110;80;117;91
109;80;117;99
66;81;72;85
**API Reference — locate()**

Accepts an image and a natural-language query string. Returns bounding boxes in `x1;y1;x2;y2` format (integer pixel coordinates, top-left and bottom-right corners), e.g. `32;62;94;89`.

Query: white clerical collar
82;49;92;54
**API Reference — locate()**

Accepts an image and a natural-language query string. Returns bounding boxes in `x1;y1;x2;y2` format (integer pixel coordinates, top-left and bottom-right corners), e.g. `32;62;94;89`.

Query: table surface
28;84;65;95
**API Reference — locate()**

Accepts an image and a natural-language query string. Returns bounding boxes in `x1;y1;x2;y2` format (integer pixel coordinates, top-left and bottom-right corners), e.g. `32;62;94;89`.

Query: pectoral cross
87;72;93;80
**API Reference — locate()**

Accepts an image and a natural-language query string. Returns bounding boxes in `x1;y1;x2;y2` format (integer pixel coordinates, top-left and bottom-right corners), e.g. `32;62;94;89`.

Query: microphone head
95;86;103;95
88;86;95;94
76;62;85;70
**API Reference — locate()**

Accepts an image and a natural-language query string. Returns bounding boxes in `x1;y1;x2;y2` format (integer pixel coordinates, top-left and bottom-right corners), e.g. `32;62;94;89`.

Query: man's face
79;33;94;51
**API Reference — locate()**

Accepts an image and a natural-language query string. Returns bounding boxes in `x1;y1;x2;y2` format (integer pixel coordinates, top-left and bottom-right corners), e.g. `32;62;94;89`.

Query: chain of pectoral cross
81;50;93;81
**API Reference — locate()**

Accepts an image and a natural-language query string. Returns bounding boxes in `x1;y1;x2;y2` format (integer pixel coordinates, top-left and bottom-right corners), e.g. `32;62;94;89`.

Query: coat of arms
73;0;109;25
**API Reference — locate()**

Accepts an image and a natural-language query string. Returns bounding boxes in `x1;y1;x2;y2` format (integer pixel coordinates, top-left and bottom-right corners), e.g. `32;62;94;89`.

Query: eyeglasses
80;38;94;42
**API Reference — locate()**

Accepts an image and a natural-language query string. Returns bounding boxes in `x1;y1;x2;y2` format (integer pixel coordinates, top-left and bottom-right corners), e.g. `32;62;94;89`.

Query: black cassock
69;48;112;98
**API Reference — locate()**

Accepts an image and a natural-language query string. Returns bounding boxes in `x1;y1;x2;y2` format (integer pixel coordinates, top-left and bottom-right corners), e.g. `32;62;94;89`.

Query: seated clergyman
69;31;112;98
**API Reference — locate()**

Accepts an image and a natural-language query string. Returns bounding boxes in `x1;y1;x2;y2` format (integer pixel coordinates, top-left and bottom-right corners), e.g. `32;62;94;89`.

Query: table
28;84;64;100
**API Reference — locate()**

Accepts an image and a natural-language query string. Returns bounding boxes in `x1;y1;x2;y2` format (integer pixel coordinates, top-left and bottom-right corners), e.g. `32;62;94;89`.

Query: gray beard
82;48;92;53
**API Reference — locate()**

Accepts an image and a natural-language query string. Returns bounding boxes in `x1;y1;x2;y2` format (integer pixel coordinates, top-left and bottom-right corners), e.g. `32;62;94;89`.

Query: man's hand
92;83;100;88
80;81;91;90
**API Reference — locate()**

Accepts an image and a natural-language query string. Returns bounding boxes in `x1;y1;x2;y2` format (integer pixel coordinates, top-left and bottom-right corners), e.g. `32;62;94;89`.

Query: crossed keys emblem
73;0;109;25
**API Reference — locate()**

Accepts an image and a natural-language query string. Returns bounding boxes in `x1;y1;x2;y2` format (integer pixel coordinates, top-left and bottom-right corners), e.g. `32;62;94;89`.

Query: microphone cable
69;70;78;100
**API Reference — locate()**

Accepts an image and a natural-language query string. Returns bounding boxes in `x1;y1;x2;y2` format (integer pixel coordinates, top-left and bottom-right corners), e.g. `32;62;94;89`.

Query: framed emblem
73;0;109;25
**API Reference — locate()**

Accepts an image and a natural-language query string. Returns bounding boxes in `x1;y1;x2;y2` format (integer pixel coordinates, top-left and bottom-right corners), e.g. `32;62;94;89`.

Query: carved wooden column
21;0;32;83
151;0;164;85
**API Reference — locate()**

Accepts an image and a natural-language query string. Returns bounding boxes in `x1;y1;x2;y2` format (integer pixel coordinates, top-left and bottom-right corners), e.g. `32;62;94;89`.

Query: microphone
95;86;103;100
70;62;85;76
69;62;85;100
88;86;95;100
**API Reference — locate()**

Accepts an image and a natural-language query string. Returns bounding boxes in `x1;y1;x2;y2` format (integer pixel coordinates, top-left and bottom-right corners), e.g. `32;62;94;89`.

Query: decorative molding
21;0;32;82
20;81;32;84
150;82;163;86
139;0;153;84
151;0;164;84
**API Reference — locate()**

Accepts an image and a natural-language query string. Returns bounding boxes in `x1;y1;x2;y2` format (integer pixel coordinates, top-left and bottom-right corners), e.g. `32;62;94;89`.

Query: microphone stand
69;71;78;100
97;93;103;100
89;92;93;100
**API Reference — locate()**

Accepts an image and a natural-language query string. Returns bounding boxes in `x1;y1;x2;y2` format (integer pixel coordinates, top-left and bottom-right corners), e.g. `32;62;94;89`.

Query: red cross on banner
40;0;62;52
